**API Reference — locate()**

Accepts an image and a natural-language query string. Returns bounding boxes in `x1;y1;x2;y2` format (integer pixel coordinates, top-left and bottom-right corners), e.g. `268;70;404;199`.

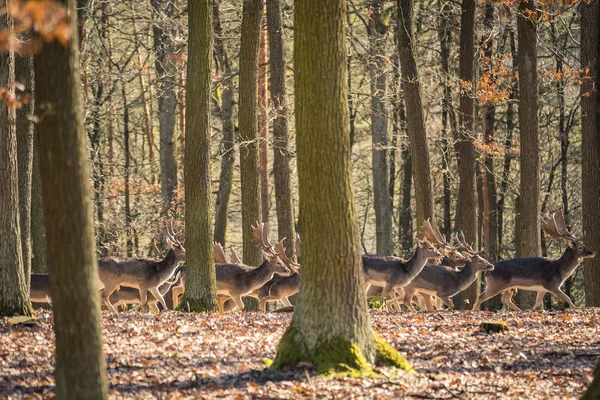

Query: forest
0;0;599;398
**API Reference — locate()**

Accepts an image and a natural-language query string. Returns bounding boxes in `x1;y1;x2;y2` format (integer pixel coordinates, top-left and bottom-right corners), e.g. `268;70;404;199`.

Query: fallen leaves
0;309;598;399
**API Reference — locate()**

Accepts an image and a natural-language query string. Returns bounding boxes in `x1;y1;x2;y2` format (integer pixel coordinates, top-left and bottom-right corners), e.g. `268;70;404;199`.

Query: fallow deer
98;226;186;313
473;211;595;311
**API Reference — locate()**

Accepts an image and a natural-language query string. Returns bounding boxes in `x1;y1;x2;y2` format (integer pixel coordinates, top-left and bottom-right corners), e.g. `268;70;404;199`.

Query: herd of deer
29;210;594;314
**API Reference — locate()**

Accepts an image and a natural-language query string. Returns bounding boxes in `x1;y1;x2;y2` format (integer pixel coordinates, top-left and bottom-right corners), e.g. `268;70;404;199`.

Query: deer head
541;210;595;259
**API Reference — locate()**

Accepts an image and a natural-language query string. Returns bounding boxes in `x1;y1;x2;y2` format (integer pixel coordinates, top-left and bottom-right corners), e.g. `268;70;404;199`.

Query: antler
421;219;457;249
166;220;183;245
251;221;276;254
274;239;301;272
455;231;478;255
541;210;579;242
213;242;227;264
295;234;302;262
229;246;242;264
152;236;166;258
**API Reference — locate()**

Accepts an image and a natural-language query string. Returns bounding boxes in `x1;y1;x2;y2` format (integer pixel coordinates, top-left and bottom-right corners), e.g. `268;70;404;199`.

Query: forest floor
1;308;598;399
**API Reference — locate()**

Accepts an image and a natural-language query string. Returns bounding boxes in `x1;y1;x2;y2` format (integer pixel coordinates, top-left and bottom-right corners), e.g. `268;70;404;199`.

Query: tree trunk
259;7;270;224
515;0;540;309
399;101;413;254
368;0;393;255
481;0;498;263
31;130;47;273
121;84;133;257
272;0;412;373
582;0;600;307
438;0;454;239
212;0;236;246
267;0;296;259
0;10;31;317
239;0;263;268
455;0;478;309
35;0;108;395
182;0;218;312
152;0;179;213
396;0;434;229
497;23;516;253
15;54;34;287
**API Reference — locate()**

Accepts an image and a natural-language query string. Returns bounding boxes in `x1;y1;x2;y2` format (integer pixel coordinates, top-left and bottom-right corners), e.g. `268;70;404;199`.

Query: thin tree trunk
239;0;263;270
497;23;516;253
259;5;270;224
581;0;600;307
15;54;34;287
35;0;108;395
397;0;434;230
0;9;31;317
121;83;133;257
267;0;296;258
212;0;236;246
455;0;478;309
368;0;393;255
152;0;179;213
399;100;413;253
182;0;218;312
481;0;498;263
272;0;412;373
31;131;47;273
515;0;540;309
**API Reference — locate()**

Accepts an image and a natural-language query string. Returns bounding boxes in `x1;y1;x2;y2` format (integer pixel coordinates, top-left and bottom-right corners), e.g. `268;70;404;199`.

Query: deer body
109;282;172;313
254;272;300;311
362;240;441;311
216;254;290;312
98;243;186;313
400;255;494;310
474;243;595;310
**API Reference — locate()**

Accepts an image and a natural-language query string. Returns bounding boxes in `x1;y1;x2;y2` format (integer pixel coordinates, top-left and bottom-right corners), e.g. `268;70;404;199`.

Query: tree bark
455;0;478;308
582;0;600;307
31;130;47;273
272;0;411;373
368;0;393;255
481;0;498;263
152;0;179;212
396;0;434;230
515;0;540;308
182;0;218;312
35;0;108;395
259;6;270;224
239;0;263;268
212;0;236;246
0;8;31;317
15;54;34;287
267;0;296;259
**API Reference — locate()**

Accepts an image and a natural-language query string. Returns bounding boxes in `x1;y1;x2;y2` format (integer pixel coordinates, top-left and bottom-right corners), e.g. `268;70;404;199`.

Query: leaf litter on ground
1;308;598;399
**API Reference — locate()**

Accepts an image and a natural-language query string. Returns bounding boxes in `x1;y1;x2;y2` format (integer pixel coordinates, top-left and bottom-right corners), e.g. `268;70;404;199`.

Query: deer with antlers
98;224;186;313
362;222;443;311
214;222;291;312
473;210;595;311
394;228;494;311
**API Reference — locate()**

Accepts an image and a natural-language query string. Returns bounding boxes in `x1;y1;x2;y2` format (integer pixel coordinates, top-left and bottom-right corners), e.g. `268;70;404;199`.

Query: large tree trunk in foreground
515;0;540;309
582;0;600;307
267;0;296;259
272;0;413;374
182;0;218;312
212;0;235;246
455;0;478;309
0;12;31;317
152;0;179;212
396;0;434;230
239;0;263;268
15;54;34;290
368;0;393;255
35;0;108;396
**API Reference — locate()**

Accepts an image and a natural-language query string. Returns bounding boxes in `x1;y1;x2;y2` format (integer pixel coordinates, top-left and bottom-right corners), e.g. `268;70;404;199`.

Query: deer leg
500;290;522;312
101;284;119;313
422;295;435;311
232;296;245;312
548;287;576;308
137;287;150;313
217;296;228;314
533;291;546;310
281;297;292;307
473;286;504;310
258;297;271;311
402;287;417;311
439;296;454;310
149;302;160;314
149;286;168;311
172;285;184;309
